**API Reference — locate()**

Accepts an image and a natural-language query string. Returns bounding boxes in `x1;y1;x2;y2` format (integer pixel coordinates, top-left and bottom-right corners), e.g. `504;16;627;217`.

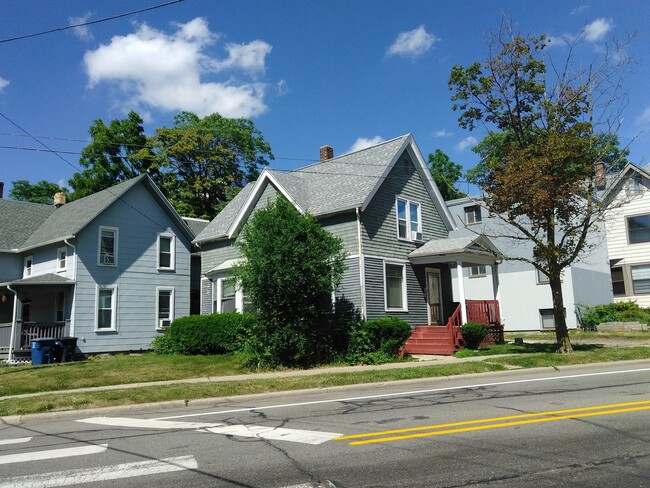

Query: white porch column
456;259;467;324
491;263;500;301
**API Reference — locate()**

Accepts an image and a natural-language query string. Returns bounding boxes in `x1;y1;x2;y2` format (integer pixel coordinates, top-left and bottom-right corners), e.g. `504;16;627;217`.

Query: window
157;234;175;270
24;256;33;278
385;262;407;311
465;205;482;225
96;287;117;330
396;197;422;241
220;279;236;313
536;268;550;284
156;288;174;329
631;265;650;295
470;265;487;278
539;308;566;330
627;215;650;244
57;248;67;271
610;266;626;296
98;227;118;266
55;291;65;322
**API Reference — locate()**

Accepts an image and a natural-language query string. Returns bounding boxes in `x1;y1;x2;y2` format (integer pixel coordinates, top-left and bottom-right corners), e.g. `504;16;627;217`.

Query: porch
0;320;71;361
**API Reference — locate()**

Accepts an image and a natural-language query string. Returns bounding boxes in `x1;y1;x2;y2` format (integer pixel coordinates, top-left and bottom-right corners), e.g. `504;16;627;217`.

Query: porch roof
0;273;75;287
408;235;500;266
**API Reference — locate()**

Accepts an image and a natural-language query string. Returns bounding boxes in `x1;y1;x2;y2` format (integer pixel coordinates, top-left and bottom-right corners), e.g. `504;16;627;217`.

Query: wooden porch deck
403;300;503;355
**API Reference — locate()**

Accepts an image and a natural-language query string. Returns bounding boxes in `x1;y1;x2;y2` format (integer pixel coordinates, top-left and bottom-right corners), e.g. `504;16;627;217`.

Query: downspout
6;285;17;363
356;207;367;320
64;239;77;337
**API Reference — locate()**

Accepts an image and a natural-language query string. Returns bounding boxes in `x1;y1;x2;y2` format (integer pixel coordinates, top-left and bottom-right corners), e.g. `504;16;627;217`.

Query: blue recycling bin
30;338;58;365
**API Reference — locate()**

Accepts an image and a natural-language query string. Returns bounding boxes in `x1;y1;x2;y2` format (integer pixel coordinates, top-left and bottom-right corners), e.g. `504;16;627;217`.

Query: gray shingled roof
182;217;210;237
409;235;498;259
0;273;75;287
195;135;415;243
0;199;55;251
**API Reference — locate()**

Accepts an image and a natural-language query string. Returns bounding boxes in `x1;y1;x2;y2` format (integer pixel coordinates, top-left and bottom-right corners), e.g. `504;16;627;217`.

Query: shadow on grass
454;342;603;358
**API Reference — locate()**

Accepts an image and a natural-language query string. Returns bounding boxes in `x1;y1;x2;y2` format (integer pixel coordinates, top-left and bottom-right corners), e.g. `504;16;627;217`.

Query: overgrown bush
461;322;489;350
346;316;412;365
152;313;255;355
579;302;650;328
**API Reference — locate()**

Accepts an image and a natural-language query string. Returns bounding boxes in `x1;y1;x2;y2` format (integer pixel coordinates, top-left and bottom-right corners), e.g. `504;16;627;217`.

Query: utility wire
0;0;186;44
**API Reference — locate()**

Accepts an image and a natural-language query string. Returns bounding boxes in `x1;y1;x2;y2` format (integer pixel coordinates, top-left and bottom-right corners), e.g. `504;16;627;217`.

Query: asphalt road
2;361;650;487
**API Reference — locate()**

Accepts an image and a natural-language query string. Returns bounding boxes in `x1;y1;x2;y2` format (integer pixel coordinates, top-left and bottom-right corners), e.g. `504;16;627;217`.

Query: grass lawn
504;330;650;341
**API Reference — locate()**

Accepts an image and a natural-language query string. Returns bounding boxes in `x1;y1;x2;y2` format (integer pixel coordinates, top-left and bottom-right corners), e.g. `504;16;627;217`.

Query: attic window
465;205;482;225
396;197;422;241
98;226;118;266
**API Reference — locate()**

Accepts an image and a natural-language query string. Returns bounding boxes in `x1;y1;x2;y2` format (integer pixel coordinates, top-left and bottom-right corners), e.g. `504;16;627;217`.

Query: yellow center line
334;399;650;446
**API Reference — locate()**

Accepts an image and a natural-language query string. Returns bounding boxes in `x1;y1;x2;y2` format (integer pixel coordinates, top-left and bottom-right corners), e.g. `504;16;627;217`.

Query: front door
426;269;442;325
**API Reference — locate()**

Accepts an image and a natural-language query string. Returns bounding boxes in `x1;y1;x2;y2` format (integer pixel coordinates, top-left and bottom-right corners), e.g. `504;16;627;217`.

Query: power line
0;0;186;44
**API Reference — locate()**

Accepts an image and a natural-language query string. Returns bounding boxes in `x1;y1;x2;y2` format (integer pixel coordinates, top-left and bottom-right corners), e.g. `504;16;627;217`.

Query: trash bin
58;337;78;363
31;338;57;366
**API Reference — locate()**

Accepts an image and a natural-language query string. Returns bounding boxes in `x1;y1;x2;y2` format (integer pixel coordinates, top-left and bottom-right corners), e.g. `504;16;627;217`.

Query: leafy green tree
151;112;273;219
69;111;158;199
449;24;632;353
427;149;465;200
9;180;67;204
231;197;346;368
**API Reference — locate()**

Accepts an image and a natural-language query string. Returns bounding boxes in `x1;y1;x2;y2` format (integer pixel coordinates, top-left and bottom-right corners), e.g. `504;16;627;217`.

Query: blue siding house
194;135;503;354
0;175;194;362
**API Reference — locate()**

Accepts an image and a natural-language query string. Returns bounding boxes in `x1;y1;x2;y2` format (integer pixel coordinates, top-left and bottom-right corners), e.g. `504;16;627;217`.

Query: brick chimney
594;162;606;190
320;145;334;161
54;192;66;208
0;182;3;199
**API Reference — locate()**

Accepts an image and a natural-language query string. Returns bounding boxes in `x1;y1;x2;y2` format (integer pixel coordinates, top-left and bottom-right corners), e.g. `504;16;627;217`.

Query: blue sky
2;0;650;197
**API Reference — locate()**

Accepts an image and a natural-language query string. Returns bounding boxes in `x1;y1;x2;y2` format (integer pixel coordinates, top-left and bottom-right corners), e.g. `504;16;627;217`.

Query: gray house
0;175;194;362
194;135;503;354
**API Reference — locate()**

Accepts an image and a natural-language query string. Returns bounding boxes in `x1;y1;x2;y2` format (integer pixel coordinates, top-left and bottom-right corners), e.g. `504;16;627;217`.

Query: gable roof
408;235;500;266
599;162;650;204
195;134;455;243
1;174;194;253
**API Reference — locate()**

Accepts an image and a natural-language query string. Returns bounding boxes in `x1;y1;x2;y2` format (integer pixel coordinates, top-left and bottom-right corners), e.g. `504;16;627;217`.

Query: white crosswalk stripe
0;444;107;465
0;455;197;488
0;437;32;446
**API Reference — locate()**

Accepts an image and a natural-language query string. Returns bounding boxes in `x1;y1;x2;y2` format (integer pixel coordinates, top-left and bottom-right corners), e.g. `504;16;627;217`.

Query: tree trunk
549;273;573;353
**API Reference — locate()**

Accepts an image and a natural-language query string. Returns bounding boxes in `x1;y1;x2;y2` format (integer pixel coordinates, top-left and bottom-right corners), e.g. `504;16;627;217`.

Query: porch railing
466;300;501;326
0;322;11;352
18;321;70;350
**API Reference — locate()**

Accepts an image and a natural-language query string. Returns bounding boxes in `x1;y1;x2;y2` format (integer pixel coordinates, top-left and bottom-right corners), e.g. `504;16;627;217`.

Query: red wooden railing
466;300;501;326
445;303;464;347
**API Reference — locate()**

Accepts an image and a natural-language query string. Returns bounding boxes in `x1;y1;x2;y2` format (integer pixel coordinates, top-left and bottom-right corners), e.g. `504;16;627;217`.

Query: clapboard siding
320;213;359;256
336;256;361;317
73;183;191;353
362;151;447;259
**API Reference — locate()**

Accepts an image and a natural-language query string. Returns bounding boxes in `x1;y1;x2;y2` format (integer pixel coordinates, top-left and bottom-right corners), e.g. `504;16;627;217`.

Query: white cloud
570;5;589;15
387;25;438;59
434;129;452;137
276;79;288;96
0;76;9;92
635;106;650;126
348;136;384;153
456;136;477;151
69;13;94;41
582;18;614;43
83;17;271;118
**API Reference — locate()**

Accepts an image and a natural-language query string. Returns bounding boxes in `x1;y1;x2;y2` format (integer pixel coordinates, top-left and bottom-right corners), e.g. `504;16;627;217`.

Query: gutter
356;207;367;320
64;239;77;337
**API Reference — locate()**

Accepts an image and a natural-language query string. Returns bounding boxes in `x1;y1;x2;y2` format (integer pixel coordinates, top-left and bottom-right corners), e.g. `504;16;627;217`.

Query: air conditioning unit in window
411;231;423;241
102;254;115;265
159;319;171;328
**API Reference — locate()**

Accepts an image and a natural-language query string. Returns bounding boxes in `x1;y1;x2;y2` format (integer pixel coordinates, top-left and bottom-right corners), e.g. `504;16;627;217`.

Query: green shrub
579;302;650;328
158;313;255;355
461;322;489;350
346;316;412;365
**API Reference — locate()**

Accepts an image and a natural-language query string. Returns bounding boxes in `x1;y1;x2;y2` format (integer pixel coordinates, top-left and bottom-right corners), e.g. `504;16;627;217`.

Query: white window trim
56;247;67;272
157;233;176;271
98;226;118;267
395;196;423;242
469;265;487;278
23;255;33;278
156;287;175;329
95;285;117;332
383;260;408;312
465;205;482;225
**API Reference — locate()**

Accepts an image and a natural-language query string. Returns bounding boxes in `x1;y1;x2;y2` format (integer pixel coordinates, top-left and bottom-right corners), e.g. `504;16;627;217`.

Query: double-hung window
631;265;650;295
24;256;33;278
98;227;118;266
96;287;117;330
57;247;67;272
157;234;175;270
627;215;650;244
220;279;237;313
157;288;174;329
610;266;626;296
396;198;422;241
470;265;486;278
385;262;407;311
465;205;482;225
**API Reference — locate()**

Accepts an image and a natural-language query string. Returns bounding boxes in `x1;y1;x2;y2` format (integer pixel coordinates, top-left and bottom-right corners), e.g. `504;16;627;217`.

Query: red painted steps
403;325;458;356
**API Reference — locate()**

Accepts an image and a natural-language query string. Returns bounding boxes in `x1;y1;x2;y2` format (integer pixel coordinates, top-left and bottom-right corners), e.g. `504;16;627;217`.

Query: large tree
232;197;346;368
151;112;273;219
449;24;632;352
9;180;67;204
69;111;158;200
427;148;465;200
